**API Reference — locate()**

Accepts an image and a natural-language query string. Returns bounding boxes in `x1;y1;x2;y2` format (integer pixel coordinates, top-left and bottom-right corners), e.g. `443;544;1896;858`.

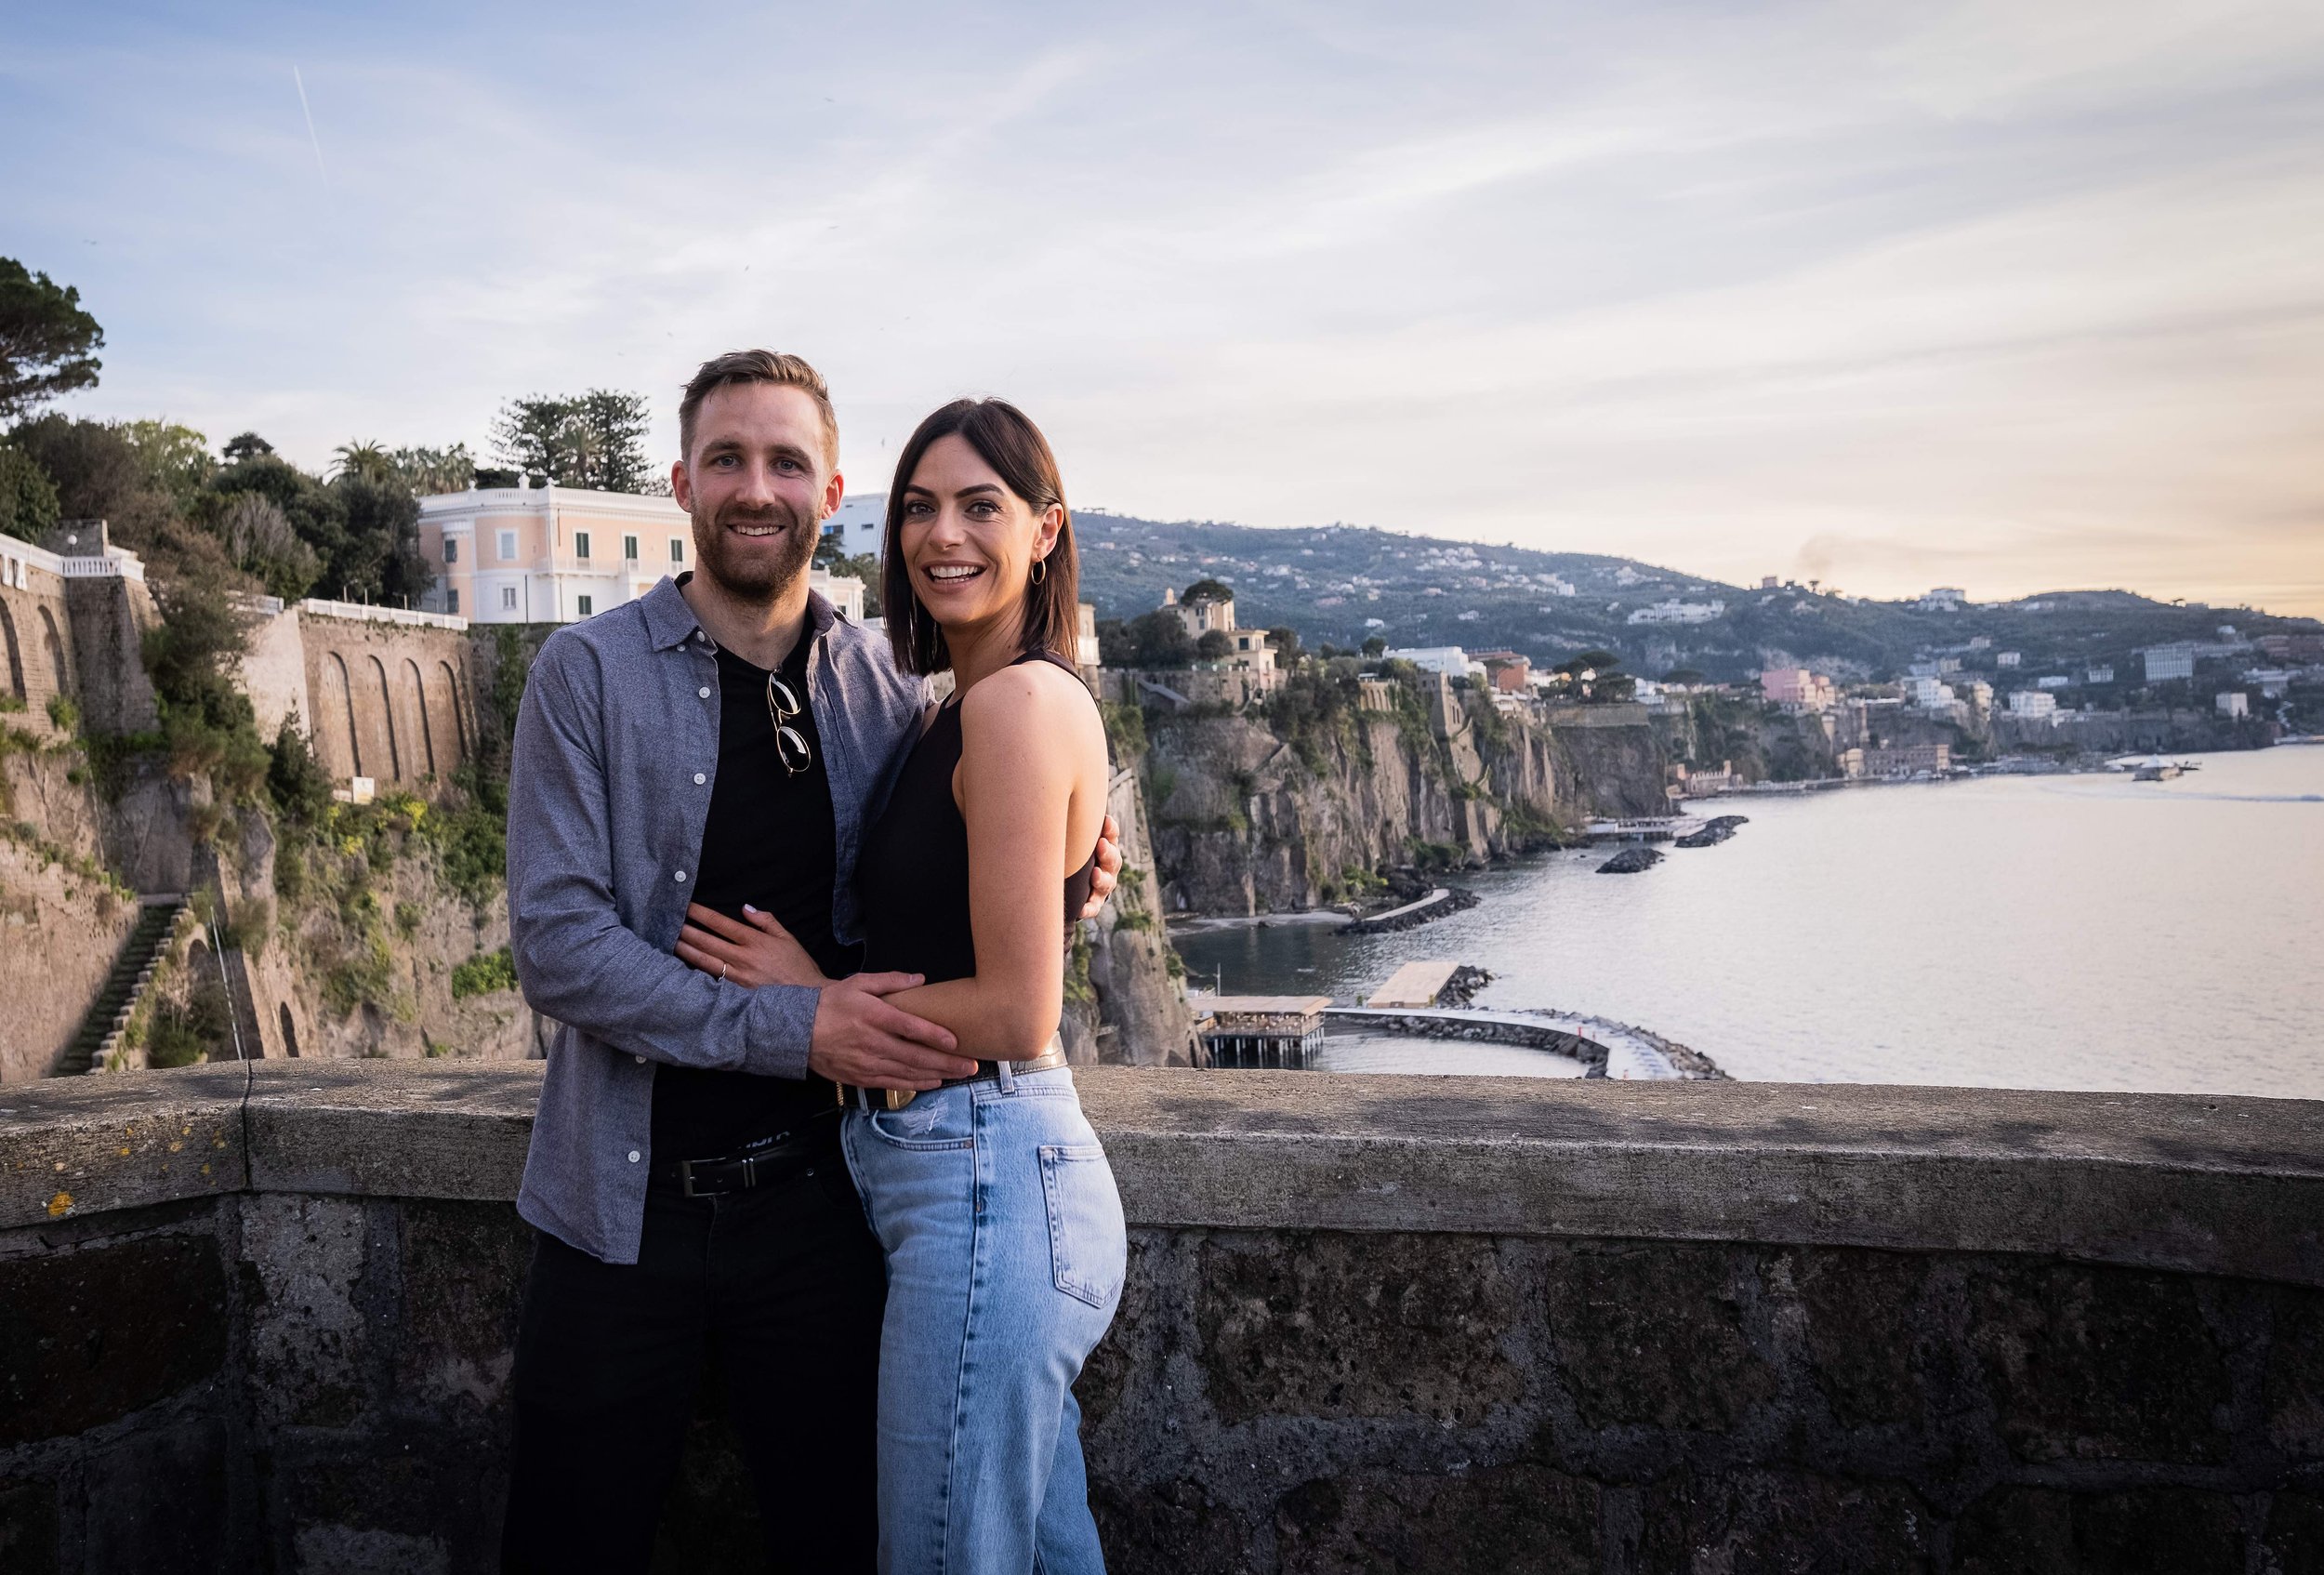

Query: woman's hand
677;904;831;989
1079;813;1123;920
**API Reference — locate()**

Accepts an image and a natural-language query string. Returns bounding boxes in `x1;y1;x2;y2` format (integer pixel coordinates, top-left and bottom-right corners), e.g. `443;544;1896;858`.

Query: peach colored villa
417;482;861;625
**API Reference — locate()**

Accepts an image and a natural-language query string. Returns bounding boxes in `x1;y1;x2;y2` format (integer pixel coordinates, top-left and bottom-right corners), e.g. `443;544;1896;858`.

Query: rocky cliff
1137;682;1670;916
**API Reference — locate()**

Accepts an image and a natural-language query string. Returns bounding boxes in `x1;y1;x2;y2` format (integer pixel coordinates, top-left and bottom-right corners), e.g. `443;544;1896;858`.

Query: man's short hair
677;351;839;470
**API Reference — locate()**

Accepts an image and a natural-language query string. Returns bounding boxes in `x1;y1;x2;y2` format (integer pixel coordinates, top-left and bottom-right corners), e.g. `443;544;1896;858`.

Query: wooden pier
1365;960;1460;1009
1192;995;1332;1068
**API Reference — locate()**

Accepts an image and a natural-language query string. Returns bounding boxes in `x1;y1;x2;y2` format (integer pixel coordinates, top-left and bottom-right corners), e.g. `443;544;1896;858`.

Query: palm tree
332;441;396;485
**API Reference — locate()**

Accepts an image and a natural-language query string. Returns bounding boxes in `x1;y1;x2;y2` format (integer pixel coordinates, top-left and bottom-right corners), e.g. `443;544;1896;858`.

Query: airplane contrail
293;65;329;188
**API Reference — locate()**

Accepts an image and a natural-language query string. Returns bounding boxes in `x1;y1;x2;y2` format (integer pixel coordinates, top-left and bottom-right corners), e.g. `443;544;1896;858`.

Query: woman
677;398;1126;1574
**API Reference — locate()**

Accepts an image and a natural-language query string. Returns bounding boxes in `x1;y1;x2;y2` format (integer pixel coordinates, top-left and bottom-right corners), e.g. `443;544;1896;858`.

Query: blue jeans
842;1065;1127;1574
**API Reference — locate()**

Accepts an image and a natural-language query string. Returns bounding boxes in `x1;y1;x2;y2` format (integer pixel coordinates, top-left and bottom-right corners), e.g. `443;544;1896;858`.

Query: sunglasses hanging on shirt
764;673;813;776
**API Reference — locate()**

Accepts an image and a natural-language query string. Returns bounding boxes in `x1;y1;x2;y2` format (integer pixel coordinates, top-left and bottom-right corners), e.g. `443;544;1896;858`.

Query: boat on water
2131;753;2202;782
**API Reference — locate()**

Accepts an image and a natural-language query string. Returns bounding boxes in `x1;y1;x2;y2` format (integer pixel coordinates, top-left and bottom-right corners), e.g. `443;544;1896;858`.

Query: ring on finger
719;961;729;981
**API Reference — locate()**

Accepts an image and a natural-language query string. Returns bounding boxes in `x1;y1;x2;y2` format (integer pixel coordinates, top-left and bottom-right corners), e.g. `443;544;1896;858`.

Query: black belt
654;1113;841;1198
838;1044;1070;1113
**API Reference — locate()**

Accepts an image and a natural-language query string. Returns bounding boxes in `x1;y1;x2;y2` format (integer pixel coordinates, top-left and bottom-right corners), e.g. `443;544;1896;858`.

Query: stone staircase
57;896;187;1075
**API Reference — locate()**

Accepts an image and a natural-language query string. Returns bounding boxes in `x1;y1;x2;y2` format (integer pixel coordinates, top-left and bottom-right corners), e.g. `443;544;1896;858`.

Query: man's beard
690;497;817;603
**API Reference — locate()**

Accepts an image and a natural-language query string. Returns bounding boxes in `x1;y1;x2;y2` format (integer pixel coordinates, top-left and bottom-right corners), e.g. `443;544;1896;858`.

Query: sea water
1172;746;2324;1098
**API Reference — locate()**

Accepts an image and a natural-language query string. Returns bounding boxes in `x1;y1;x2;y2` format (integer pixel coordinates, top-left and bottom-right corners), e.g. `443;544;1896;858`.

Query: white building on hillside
2143;645;2197;682
1382;647;1480;680
1626;598;1725;626
2007;690;2058;720
419;483;860;625
824;494;885;559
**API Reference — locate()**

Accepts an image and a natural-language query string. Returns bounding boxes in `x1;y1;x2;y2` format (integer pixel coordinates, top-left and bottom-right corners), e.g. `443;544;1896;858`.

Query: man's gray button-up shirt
506;576;923;1264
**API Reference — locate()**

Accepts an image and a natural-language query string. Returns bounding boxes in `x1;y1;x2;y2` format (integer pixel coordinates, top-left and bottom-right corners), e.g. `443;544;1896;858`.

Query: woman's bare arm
871;662;1109;1057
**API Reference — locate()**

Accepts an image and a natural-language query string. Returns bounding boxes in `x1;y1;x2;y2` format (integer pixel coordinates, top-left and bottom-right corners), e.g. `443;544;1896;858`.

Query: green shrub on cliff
451;946;518;999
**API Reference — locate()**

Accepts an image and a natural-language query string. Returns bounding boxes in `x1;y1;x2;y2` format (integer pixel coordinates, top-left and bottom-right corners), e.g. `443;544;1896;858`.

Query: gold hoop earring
1030;558;1048;586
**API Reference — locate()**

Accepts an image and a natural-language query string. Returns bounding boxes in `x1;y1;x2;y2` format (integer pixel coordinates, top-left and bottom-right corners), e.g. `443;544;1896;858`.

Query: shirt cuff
744;983;820;1079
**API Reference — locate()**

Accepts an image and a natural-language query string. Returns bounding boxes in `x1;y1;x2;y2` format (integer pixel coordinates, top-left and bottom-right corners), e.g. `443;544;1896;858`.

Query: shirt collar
643;572;838;653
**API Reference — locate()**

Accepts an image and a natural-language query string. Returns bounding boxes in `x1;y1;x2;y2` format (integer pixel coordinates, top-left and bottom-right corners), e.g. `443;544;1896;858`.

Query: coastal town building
419;484;861;625
1380;646;1477;680
1760;668;1836;711
2006;691;2059;720
1472;650;1532;692
2142;645;2197;682
1626;598;1725;626
2245;668;2293;698
1997;651;2022;668
1357;676;1396;713
2037;675;2071;690
823;493;885;559
2216;691;2250;719
1905;676;1957;711
2087;663;2116;684
1913;587;1969;610
1855;743;1951;776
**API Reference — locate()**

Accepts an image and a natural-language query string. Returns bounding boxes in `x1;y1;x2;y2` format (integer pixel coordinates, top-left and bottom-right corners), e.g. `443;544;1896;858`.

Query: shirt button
698;686;711;698
674;870;687;882
634;1054;646;1065
627;1150;641;1163
693;772;706;785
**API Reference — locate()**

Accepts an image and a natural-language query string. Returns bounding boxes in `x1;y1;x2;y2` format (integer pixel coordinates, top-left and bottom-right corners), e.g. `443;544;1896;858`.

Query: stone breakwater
1327;1005;1726;1079
1340;884;1480;934
3;1064;2320;1573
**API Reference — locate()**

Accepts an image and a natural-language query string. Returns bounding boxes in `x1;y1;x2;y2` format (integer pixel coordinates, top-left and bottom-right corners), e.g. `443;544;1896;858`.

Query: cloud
7;0;2321;613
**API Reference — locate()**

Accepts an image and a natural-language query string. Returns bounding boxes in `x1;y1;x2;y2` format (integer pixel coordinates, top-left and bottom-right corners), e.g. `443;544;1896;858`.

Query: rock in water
1674;815;1749;849
1596;846;1663;874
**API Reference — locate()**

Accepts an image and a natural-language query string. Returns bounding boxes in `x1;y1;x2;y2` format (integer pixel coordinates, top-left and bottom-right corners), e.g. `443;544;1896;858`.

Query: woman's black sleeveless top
858;650;1099;985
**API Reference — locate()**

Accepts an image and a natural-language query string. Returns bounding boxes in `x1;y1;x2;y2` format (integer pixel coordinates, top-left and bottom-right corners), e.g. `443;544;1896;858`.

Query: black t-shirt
650;634;859;1160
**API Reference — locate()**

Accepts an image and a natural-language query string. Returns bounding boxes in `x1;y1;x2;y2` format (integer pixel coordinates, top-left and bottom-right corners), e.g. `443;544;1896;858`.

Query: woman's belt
838;1034;1069;1112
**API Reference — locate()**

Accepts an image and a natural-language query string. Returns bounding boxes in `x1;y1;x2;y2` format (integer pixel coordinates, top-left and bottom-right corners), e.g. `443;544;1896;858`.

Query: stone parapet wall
1;1065;2318;1572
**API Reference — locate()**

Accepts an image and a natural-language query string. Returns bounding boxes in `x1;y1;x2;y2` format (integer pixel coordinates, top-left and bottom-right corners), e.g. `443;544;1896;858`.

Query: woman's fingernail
743;904;757;914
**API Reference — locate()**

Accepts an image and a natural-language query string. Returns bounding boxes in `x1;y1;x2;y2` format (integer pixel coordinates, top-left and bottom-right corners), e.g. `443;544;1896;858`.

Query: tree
115;421;212;509
491;389;656;492
1129;609;1195;668
335;473;428;606
567;390;654;493
1195;629;1234;663
331;441;397;486
390;443;477;495
8;415;178;547
1181;577;1233;605
0;258;103;419
1362;635;1387;658
215;494;321;601
205;455;350;591
1268;626;1302;664
1095;617;1134;668
0;442;59;542
492;396;573;485
221;431;274;463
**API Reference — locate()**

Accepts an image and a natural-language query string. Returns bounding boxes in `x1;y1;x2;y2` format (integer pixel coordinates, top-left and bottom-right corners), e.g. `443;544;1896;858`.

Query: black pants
501;1140;885;1573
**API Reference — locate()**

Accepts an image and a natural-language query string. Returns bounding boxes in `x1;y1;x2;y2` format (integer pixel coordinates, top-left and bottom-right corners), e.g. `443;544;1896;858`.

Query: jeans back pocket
1038;1145;1127;1310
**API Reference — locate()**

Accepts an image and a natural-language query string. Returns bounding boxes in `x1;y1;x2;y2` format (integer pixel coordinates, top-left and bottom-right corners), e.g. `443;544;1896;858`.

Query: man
499;350;1118;1571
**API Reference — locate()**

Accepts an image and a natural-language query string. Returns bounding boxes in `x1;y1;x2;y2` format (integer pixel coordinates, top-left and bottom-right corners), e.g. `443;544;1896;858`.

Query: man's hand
1078;813;1123;922
807;974;976;1092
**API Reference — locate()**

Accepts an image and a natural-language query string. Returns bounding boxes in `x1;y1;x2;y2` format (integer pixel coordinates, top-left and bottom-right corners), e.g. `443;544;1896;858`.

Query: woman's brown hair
881;399;1081;677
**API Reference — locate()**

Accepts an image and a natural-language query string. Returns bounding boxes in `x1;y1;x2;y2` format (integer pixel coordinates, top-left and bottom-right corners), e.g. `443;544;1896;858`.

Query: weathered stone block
82;1420;230;1575
1637;1467;1933;1574
1092;1478;1257;1575
1778;1247;1933;1428
1195;1232;1522;1425
1079;1231;1168;1436
241;1194;370;1429
1964;1261;2232;1463
1274;1466;1599;1575
0;1231;229;1447
276;1442;499;1575
393;1200;531;1423
1952;1485;2245;1574
2269;1288;2324;1460
0;1476;60;1575
2264;1489;2324;1575
1545;1243;1776;1433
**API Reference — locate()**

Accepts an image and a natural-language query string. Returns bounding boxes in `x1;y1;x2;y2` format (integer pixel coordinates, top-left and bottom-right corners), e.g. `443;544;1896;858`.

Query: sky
5;1;2321;614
